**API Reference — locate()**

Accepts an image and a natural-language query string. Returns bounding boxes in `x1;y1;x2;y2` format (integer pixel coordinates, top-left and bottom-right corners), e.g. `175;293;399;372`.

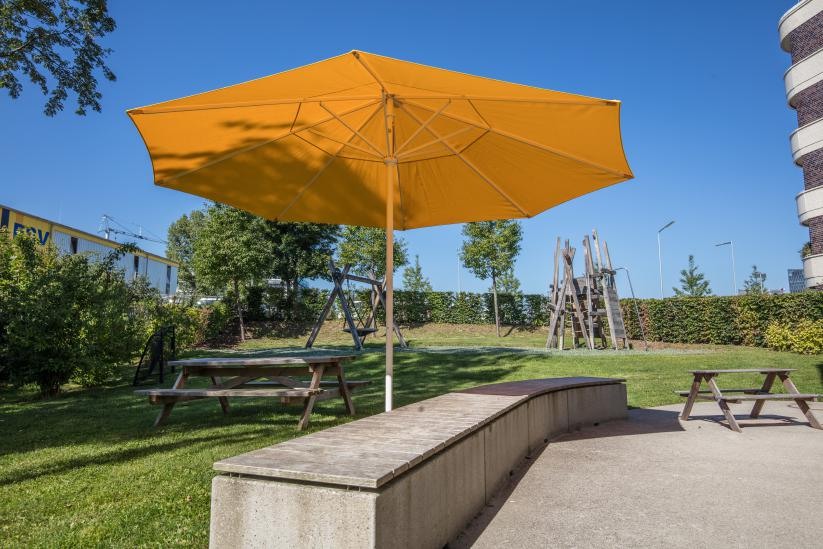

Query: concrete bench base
210;378;626;549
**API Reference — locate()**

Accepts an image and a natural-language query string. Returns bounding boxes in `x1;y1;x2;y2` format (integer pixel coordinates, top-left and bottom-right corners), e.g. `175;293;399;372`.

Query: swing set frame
305;260;407;351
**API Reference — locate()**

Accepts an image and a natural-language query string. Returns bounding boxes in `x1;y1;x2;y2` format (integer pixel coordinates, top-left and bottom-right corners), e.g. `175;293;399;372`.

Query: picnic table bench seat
209;376;627;549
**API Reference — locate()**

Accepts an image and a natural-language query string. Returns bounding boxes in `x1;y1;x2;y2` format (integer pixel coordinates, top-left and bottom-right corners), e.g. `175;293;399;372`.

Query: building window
70;236;78;254
133;255;140;280
166;265;172;295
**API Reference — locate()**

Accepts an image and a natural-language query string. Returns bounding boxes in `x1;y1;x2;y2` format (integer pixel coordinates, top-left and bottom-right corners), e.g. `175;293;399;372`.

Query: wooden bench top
135;388;322;397
459;376;626;397
168;355;356;368
688;369;795;374
675;389;764;396
722;394;819;401
213;377;624;489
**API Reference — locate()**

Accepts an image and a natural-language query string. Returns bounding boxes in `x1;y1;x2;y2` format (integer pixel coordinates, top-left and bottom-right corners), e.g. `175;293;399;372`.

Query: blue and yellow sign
1;207;53;245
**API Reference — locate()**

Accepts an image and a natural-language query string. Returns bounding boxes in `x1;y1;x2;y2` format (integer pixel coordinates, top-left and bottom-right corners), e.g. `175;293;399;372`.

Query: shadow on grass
0;348;528;458
0;430;264;487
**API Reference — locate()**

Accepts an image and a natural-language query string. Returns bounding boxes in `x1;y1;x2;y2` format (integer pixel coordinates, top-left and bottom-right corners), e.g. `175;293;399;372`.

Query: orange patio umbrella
128;50;633;411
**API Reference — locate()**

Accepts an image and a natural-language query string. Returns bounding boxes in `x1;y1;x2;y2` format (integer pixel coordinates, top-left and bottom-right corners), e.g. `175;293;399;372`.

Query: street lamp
657;220;675;298
614;266;648;351
715;241;737;295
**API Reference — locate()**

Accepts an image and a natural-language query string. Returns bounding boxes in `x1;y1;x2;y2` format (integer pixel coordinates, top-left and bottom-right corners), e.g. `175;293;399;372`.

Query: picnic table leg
707;376;742;433
680;374;703;420
154;370;187;427
779;374;822;429
298;365;325;431
210;376;230;415
335;362;356;416
750;372;776;418
154;403;175;427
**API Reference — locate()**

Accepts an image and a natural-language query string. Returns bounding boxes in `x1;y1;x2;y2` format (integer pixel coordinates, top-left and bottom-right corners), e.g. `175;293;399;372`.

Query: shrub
0;233;145;395
765;320;823;354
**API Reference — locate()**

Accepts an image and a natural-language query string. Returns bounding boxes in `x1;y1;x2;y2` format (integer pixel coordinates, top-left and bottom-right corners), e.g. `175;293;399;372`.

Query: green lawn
1;326;821;547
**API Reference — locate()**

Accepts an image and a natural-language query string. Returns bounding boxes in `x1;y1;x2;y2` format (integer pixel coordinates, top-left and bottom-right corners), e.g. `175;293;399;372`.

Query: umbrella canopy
128;50;633;410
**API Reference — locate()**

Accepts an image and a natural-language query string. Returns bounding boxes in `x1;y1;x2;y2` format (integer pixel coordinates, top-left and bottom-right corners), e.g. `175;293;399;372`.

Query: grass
1;323;822;547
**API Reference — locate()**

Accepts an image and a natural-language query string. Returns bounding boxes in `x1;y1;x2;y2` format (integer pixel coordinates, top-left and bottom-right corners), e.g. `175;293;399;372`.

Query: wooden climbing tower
306;261;407;351
546;230;628;350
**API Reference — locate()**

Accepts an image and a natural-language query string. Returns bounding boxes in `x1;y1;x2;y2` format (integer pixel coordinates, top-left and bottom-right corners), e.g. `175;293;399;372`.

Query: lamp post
457;249;462;293
615;266;648;351
715;241;737;295
657;220;675;298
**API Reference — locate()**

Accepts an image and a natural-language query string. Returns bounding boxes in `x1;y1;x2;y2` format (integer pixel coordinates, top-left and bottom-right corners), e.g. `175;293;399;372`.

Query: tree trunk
491;271;500;337
233;278;245;342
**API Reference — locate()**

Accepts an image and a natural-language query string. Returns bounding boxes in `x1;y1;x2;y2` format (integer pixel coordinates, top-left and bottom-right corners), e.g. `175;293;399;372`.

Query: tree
263;221;340;297
337;226;408;279
402;255;432;293
744;265;768;295
1;0;117;115
166;208;207;298
192;204;272;341
460;220;522;337
672;255;712;297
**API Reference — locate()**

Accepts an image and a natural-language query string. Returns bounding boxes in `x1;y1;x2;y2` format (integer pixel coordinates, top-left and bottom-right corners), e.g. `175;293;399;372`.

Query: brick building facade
781;0;823;288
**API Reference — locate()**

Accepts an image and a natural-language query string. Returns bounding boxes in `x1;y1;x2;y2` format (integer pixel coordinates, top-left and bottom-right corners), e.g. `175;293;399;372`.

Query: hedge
269;287;823;349
620;293;823;347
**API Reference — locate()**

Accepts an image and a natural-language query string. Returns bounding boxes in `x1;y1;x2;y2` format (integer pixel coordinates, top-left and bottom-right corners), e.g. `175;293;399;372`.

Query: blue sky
0;0;804;297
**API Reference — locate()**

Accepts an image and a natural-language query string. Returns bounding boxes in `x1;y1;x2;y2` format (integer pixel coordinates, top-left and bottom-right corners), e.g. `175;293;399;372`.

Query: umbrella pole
384;95;396;413
385;165;394;412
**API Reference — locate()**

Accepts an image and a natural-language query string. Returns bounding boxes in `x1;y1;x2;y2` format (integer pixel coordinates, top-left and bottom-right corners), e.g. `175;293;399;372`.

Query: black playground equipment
133;325;177;386
306;261;406;350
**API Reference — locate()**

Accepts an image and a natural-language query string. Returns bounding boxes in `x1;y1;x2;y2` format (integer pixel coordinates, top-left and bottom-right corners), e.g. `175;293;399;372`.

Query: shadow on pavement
453;408;685;548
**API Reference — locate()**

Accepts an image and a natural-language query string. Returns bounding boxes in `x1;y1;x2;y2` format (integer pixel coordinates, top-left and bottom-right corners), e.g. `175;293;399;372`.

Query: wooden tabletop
168;355;356;368
688;369;795;374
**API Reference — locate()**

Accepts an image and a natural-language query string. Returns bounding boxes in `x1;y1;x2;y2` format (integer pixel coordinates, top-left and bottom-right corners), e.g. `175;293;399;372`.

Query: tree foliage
460;220;522;336
166;208;206;297
337;226;408;279
801;241;812;259
262;220;339;294
402;255;432;293
191;204;271;340
744;265;767;295
672;255;711;297
0;231;148;395
495;268;521;295
1;0;117;115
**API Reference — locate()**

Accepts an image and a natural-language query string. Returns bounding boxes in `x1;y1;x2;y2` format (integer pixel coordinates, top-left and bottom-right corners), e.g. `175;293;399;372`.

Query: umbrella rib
319;102;385;157
129;95;616;116
155;100;380;185
399;103;529;217
351;51;389;92
277;103;384;219
130;96;382;115
466;99;492;128
396;126;481;161
394;100;451;156
404;99;630;178
304;127;384;160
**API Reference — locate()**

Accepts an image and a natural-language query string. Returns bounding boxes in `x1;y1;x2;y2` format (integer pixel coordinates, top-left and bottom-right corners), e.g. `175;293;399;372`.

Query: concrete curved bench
209;376;627;549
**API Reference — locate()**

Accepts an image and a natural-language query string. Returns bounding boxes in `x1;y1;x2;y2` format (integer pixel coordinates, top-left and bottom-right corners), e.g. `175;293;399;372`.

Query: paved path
455;401;823;548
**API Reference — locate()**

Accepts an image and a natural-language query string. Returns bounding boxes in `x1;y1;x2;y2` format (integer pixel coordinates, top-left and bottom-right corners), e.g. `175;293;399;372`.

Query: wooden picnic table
677;368;821;432
134;355;368;430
